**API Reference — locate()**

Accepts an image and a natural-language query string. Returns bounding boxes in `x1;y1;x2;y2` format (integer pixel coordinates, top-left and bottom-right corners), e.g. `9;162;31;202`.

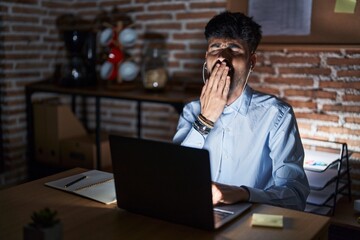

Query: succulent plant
30;208;60;229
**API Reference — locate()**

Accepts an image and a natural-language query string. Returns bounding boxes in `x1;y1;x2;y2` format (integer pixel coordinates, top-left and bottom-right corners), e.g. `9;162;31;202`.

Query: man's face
205;38;254;95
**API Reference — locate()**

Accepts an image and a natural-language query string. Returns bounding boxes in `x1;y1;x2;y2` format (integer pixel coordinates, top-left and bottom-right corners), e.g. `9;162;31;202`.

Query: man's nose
217;48;232;62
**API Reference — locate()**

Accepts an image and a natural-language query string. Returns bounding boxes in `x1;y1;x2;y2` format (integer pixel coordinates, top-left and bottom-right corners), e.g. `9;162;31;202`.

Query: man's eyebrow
209;42;244;49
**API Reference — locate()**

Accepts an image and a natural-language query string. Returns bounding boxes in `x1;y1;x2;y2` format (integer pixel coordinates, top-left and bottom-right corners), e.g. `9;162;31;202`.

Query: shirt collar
224;85;252;115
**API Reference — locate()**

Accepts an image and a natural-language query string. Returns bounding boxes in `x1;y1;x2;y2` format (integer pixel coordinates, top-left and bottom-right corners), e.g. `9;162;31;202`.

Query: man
173;11;309;211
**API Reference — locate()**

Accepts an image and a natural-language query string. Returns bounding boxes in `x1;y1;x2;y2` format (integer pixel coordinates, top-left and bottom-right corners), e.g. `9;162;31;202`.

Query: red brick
284;99;317;109
279;67;331;76
13;6;46;15
297;122;312;131
16;62;49;70
318;126;360;136
270;56;320;64
176;11;217;20
264;77;313;86
327;57;360;66
145;23;181;31
319;80;360;89
284;89;337;100
12;25;47;33
148;3;186;11
251;86;280;96
174;52;206;60
345;116;360;124
337;70;360;78
343;94;360;102
4;35;40;42
186;22;207;30
136;13;172;21
2;0;37;3
334;138;360;148
254;66;275;74
173;32;204;40
165;43;186;51
295;112;339;122
42;1;72;8
3;15;39;23
189;2;227;9
345;49;360;55
189;43;207;51
322;104;360;113
4;71;40;79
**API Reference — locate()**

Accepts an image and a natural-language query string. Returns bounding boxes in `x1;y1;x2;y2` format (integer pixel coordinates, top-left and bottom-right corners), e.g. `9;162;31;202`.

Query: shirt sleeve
245;106;310;211
173;102;207;149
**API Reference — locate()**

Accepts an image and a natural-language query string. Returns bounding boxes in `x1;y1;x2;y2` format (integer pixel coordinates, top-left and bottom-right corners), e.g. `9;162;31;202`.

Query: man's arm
212;107;310;211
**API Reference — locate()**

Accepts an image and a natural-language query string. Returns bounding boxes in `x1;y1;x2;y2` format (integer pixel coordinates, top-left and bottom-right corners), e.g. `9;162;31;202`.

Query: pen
64;175;87;188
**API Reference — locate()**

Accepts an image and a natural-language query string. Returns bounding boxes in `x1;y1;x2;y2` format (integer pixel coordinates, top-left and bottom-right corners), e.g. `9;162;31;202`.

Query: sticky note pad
251;213;283;228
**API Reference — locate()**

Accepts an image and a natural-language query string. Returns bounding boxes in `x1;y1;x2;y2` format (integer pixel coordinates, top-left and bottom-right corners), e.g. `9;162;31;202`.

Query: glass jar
142;46;168;90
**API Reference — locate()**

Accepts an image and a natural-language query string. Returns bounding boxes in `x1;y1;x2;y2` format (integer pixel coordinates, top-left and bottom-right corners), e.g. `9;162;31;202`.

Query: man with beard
173;11;309;211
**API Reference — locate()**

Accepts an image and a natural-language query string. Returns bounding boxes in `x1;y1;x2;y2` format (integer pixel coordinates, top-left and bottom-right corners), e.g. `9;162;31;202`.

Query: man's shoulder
250;88;292;112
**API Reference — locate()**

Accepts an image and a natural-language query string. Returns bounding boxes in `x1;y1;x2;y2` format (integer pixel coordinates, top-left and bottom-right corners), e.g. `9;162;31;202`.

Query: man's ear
250;53;257;70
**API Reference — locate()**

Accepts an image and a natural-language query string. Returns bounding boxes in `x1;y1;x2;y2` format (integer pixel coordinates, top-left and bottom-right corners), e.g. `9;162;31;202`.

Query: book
45;170;117;204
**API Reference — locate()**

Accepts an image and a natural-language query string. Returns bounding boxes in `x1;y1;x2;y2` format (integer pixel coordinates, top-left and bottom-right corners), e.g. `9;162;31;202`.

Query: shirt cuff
181;127;206;149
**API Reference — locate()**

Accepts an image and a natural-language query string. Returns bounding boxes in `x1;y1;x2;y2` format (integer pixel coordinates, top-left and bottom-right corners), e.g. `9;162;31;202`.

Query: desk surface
0;168;330;240
26;81;200;105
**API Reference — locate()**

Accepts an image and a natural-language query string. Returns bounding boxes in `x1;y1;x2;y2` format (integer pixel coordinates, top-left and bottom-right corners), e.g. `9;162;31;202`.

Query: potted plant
23;207;63;240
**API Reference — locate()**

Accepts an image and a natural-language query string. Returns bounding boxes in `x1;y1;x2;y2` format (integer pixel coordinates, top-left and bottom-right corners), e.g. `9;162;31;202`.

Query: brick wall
1;0;359;195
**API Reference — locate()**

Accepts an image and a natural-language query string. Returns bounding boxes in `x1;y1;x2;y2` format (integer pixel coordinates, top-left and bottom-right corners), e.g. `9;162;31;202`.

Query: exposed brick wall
1;1;359;196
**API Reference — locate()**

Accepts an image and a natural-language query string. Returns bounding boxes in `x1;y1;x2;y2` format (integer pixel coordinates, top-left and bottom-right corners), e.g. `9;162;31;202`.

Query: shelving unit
304;140;352;216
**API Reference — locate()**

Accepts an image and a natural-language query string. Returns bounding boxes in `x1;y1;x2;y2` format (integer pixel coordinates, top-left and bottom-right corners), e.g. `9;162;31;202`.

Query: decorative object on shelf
119;61;139;82
23;207;63;240
97;11;139;85
55;14;97;87
142;43;168;90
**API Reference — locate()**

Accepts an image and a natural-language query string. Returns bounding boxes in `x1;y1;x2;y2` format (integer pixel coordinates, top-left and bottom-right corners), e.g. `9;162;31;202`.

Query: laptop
109;135;252;230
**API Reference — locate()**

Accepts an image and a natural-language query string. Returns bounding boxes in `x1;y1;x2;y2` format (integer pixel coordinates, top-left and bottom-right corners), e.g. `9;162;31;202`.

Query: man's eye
209;49;221;55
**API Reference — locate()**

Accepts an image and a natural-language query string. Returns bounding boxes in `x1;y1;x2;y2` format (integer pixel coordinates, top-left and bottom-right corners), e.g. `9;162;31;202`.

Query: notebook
109;135;252;230
45;170;116;204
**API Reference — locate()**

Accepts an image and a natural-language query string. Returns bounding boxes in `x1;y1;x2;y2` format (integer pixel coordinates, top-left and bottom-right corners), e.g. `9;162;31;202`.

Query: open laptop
109;135;252;230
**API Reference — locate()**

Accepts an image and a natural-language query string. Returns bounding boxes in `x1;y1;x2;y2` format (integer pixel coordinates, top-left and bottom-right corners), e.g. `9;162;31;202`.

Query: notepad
45;170;116;204
251;213;283;228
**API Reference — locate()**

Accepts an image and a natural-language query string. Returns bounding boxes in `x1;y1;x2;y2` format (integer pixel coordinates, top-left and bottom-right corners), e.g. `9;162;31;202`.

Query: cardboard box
60;133;111;169
33;100;87;165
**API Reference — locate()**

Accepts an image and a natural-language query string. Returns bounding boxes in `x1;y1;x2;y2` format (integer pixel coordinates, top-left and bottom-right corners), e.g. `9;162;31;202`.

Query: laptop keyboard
214;209;233;222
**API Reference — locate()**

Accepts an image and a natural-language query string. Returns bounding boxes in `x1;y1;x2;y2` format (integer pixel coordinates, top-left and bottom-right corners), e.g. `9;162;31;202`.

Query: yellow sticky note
334;0;357;13
251;213;283;228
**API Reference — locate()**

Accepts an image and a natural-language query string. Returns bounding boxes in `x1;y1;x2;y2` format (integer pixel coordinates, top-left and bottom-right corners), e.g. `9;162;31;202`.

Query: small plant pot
23;222;63;240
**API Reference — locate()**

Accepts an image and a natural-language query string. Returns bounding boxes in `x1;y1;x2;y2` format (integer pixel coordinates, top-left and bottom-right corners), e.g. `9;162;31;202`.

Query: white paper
248;0;313;36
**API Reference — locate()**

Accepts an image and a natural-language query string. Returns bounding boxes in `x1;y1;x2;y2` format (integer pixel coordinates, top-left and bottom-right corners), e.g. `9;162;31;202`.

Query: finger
222;76;230;97
200;79;208;98
207;63;220;90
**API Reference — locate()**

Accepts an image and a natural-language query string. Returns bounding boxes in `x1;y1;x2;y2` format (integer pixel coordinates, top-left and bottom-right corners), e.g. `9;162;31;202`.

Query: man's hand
200;62;231;123
212;182;249;205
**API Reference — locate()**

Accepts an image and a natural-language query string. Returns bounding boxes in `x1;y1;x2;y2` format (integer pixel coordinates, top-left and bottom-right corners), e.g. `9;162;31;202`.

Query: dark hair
204;11;262;53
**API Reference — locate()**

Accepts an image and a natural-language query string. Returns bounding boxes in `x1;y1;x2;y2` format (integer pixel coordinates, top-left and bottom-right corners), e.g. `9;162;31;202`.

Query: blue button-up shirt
173;86;309;210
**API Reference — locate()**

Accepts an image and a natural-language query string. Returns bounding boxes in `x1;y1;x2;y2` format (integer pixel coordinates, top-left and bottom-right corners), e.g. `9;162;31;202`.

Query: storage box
60;133;111;169
33;100;87;165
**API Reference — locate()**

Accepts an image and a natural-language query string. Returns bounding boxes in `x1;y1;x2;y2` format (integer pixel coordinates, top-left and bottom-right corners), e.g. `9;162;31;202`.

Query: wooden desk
329;197;360;240
0;168;330;240
25;81;199;172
